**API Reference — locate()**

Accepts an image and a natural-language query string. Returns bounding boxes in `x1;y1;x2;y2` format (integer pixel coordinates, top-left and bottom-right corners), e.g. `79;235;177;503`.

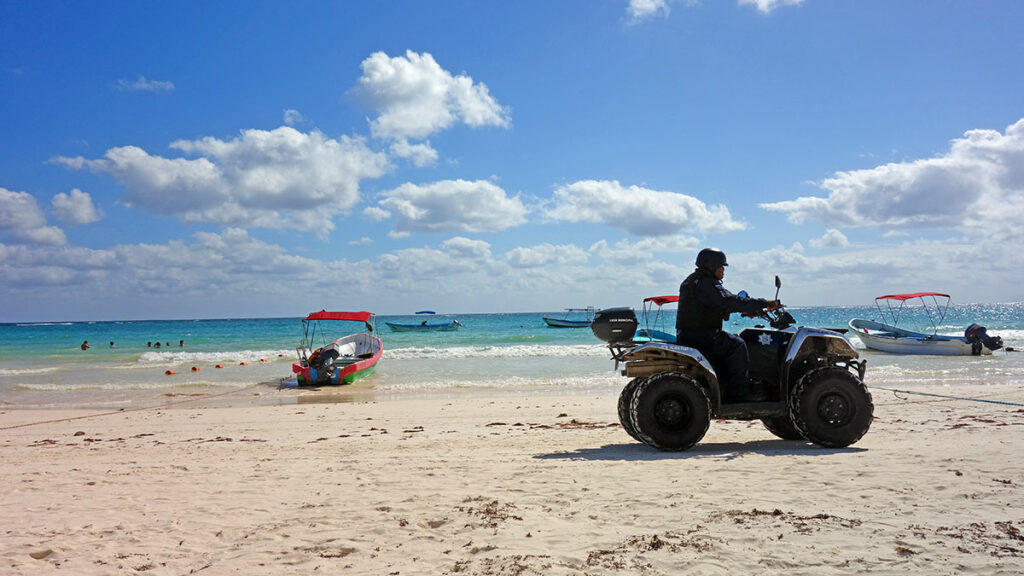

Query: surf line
0;380;277;431
871;385;1024;408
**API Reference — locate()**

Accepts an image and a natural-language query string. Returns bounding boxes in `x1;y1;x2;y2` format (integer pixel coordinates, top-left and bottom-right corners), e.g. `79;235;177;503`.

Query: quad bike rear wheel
617;377;645;442
791;367;873;448
629;372;710;451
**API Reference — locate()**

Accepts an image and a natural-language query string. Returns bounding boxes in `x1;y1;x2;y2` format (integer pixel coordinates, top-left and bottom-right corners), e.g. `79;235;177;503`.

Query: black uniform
675;268;769;400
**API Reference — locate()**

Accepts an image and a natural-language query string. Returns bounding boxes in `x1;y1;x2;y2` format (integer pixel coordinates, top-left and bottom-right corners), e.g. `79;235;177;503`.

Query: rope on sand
0;380;279;431
871;385;1024;408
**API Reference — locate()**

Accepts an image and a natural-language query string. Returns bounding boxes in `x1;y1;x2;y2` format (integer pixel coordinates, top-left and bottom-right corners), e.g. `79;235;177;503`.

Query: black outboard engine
591;307;639;344
965;323;1003;355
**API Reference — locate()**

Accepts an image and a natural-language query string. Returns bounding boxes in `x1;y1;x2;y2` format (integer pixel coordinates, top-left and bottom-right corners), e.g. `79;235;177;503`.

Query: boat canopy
415;310;436;315
304;310;373;323
876;292;950;301
644;295;678;306
873;293;952;333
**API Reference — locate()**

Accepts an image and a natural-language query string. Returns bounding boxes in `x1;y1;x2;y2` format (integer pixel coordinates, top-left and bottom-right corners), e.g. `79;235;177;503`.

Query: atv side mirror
737;290;748;299
775;275;781;289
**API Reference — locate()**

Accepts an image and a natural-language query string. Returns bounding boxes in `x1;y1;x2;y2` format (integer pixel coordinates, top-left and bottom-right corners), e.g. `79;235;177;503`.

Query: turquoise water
1;304;1022;408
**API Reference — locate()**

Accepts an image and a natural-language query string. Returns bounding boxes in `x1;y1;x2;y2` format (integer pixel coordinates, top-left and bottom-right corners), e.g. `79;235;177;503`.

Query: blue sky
2;0;1022;321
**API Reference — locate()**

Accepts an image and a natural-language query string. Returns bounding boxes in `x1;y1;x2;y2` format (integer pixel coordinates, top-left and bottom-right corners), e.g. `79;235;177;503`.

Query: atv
592;277;872;451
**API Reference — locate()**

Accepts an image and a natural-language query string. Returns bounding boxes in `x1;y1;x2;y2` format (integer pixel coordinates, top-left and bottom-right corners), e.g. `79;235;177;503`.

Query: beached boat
542;307;596;328
384;320;462;332
292;310;383;385
848;293;1002;356
634;295;677;342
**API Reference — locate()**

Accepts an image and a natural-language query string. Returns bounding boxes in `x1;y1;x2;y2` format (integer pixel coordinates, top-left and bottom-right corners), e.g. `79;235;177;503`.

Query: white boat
848;293;1002;356
542;307;596;328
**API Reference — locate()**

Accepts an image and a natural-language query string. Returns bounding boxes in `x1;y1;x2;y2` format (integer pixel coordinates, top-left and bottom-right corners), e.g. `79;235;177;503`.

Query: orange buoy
165;370;175;375
239;362;248;366
259;358;267;363
215;364;224;369
191;366;200;372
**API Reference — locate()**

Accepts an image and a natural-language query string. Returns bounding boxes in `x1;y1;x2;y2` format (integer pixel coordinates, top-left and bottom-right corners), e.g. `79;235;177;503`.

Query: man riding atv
676;248;780;402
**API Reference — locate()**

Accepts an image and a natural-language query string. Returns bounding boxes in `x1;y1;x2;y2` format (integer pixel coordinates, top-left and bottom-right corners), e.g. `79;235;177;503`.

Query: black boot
739;381;768;402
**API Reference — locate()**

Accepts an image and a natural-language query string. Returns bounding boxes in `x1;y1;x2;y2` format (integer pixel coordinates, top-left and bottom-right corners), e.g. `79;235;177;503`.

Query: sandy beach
2;384;1023;575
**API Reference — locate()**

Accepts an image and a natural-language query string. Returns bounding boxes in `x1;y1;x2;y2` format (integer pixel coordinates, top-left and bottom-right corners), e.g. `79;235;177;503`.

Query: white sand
2;384;1023;575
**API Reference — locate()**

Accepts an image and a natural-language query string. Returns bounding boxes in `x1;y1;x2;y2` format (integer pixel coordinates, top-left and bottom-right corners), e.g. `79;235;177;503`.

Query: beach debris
29;549;54;560
73;431;85;436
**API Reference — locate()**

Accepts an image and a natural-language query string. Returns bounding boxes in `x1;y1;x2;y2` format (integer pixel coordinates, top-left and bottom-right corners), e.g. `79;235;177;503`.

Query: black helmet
695;248;728;270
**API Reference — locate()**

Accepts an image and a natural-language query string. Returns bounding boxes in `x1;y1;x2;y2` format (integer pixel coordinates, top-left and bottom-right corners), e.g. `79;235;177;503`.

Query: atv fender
623;342;721;407
783;328;861;385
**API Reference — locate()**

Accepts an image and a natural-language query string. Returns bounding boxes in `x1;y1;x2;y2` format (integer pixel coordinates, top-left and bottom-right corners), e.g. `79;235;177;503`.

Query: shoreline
2;383;1023;574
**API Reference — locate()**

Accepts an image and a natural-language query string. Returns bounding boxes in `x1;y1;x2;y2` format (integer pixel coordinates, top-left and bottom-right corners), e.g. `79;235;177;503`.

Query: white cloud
373;179;528;234
51;188;103;226
352;50;510;141
738;0;805;14
628;0;671;21
348;236;372;246
283;109;304;126
389;138;439;167
0;187;66;246
56;127;391;240
116;75;175;92
506;243;589;268
761;118;1024;240
810;228;849;249
545;180;745;236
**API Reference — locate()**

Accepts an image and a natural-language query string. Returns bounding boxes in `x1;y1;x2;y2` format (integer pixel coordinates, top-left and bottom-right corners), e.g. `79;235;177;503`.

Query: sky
2;0;1023;322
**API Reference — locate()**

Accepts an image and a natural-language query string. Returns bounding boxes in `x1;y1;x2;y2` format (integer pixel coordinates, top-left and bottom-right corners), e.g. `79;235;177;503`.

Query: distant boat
634;295;678;342
848;293;1003;356
292;310;382;385
542;307;596;328
385;319;463;332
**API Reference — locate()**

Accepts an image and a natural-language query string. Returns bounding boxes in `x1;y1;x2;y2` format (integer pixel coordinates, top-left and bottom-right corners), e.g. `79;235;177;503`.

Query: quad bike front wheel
629;372;710;451
761;414;805;441
791;367;873;448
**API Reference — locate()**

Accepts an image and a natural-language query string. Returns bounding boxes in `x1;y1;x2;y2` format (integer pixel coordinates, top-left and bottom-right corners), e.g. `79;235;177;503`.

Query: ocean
2;303;1023;410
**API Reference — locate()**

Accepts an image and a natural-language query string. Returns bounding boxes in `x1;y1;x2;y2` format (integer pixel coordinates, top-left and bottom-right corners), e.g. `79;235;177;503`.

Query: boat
634;295;677;342
848;293;1003;356
292;310;383;385
542;307;596;328
384;320;462;332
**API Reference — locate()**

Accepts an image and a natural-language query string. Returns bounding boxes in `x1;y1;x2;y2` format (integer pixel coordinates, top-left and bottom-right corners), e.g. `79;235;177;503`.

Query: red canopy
303;310;373;322
875;292;950;301
644;295;678;306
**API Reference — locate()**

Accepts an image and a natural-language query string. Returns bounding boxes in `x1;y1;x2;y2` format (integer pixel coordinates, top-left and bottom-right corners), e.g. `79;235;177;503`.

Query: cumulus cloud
738;0;805;14
544;180;745;236
372;179;528;234
389;138;439;167
761;118;1024;240
810;228;849;249
51;188;103;226
55;127;391;240
506;243;589;268
352;50;510;141
116;75;175;92
0;187;66;245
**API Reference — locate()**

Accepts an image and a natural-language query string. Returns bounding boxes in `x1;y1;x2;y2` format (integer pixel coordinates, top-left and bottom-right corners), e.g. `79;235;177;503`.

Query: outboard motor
591;307;639;344
965;323;1003;355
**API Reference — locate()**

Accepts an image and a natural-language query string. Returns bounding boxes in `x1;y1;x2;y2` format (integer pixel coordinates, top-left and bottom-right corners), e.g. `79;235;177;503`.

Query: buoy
165;370;175;375
239;362;248;366
191;366;200;372
259;358;267;363
215;364;224;369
